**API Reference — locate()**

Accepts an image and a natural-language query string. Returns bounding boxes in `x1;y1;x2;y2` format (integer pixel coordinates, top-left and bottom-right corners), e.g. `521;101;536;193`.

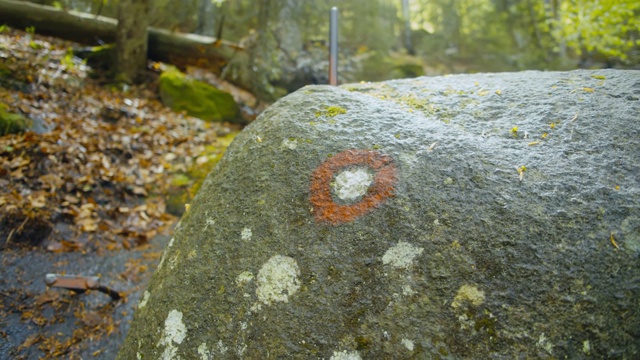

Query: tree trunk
196;0;215;36
442;0;462;55
115;0;150;83
401;0;415;55
0;0;243;76
549;0;568;62
527;0;544;50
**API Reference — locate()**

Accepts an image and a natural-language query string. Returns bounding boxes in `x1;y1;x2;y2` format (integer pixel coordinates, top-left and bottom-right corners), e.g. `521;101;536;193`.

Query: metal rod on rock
329;7;339;86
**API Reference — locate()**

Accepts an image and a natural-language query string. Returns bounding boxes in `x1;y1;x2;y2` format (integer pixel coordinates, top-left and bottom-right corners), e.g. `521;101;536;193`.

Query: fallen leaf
29;193;47;208
21;333;42;348
132;186;147;196
35;290;60;305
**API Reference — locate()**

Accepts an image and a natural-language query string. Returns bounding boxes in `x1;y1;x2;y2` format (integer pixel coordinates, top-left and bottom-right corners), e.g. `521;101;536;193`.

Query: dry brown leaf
21;333;43;348
35;290;60;305
28;193;47;208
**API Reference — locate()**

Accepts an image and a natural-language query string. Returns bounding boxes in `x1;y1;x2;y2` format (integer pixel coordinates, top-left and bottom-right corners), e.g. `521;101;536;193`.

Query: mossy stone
0;103;31;136
159;67;240;123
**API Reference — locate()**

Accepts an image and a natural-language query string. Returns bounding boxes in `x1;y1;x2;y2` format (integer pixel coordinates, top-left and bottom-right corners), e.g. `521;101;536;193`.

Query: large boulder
119;69;639;359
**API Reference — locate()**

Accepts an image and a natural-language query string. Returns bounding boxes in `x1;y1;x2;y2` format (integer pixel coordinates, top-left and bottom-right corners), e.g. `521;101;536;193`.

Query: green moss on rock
164;132;239;216
315;105;347;118
159;67;240;123
0;103;31;136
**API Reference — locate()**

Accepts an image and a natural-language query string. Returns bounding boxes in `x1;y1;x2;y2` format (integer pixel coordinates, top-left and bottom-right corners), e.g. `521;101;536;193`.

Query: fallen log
0;0;244;74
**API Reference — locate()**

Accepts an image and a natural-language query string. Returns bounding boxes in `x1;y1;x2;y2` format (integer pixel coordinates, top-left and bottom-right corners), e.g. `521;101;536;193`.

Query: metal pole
329;7;338;85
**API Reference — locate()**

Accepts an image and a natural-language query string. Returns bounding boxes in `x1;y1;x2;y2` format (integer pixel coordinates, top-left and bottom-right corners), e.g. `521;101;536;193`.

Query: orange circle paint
310;149;397;225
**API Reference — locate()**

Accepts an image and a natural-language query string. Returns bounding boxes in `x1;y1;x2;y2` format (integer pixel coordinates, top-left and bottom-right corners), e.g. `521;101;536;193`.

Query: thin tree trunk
196;0;215;36
550;0;567;60
115;0;150;83
443;0;462;55
248;0;272;96
402;0;415;55
527;0;544;50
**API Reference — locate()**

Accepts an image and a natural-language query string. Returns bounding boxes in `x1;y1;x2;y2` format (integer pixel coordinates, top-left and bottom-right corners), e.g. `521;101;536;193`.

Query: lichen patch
281;138;298;150
330;350;362;360
256;255;301;305
401;338;415;351
236;271;254;286
197;342;211;360
138;290;150;308
241;227;252;241
157;309;187;360
333;168;374;200
382;242;424;268
451;284;485;309
157;237;176;271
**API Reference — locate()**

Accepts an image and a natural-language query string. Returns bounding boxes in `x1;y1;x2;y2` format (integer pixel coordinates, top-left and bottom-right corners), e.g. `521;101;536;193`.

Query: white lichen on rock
401;284;415;296
157;309;187;360
382;241;424;268
401;338;415;351
451;284;485;309
235;271;254;286
217;340;228;354
332;168;373;200
138;290;150;309
168;251;180;270
330;350;362;360
197;342;211;360
537;332;554;354
157;237;176;271
281;138;298;150
241;227;252;241
256;255;300;305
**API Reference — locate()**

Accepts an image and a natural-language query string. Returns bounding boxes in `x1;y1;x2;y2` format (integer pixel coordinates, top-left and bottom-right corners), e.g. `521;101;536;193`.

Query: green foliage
553;0;640;64
61;47;76;69
409;0;638;71
0;25;8;33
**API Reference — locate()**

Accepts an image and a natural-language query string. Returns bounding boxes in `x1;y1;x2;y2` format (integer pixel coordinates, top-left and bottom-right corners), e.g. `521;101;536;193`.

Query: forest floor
0;28;250;359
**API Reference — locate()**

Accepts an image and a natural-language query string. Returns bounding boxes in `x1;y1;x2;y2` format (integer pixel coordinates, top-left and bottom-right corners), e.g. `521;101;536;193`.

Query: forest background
25;0;640;100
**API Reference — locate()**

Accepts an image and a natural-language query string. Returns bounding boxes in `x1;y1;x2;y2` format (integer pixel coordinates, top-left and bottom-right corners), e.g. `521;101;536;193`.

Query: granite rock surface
119;69;639;359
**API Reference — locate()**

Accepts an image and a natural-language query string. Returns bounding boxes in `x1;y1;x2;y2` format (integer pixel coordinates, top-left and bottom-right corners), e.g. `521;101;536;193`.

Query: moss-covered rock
159;67;240;123
164;132;239;216
0;103;31;136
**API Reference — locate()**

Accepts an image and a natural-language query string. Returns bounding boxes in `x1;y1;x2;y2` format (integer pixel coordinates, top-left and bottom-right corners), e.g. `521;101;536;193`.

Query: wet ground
0;234;170;359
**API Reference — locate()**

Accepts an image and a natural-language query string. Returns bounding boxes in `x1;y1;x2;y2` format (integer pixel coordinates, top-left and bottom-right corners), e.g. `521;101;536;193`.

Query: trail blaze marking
310;149;397;224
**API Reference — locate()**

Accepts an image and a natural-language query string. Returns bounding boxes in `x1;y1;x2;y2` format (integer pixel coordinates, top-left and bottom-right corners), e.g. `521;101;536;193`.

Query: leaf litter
0;27;248;358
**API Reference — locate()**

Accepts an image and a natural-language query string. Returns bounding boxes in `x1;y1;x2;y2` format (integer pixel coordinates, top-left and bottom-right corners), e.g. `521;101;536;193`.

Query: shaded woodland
7;0;640;100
